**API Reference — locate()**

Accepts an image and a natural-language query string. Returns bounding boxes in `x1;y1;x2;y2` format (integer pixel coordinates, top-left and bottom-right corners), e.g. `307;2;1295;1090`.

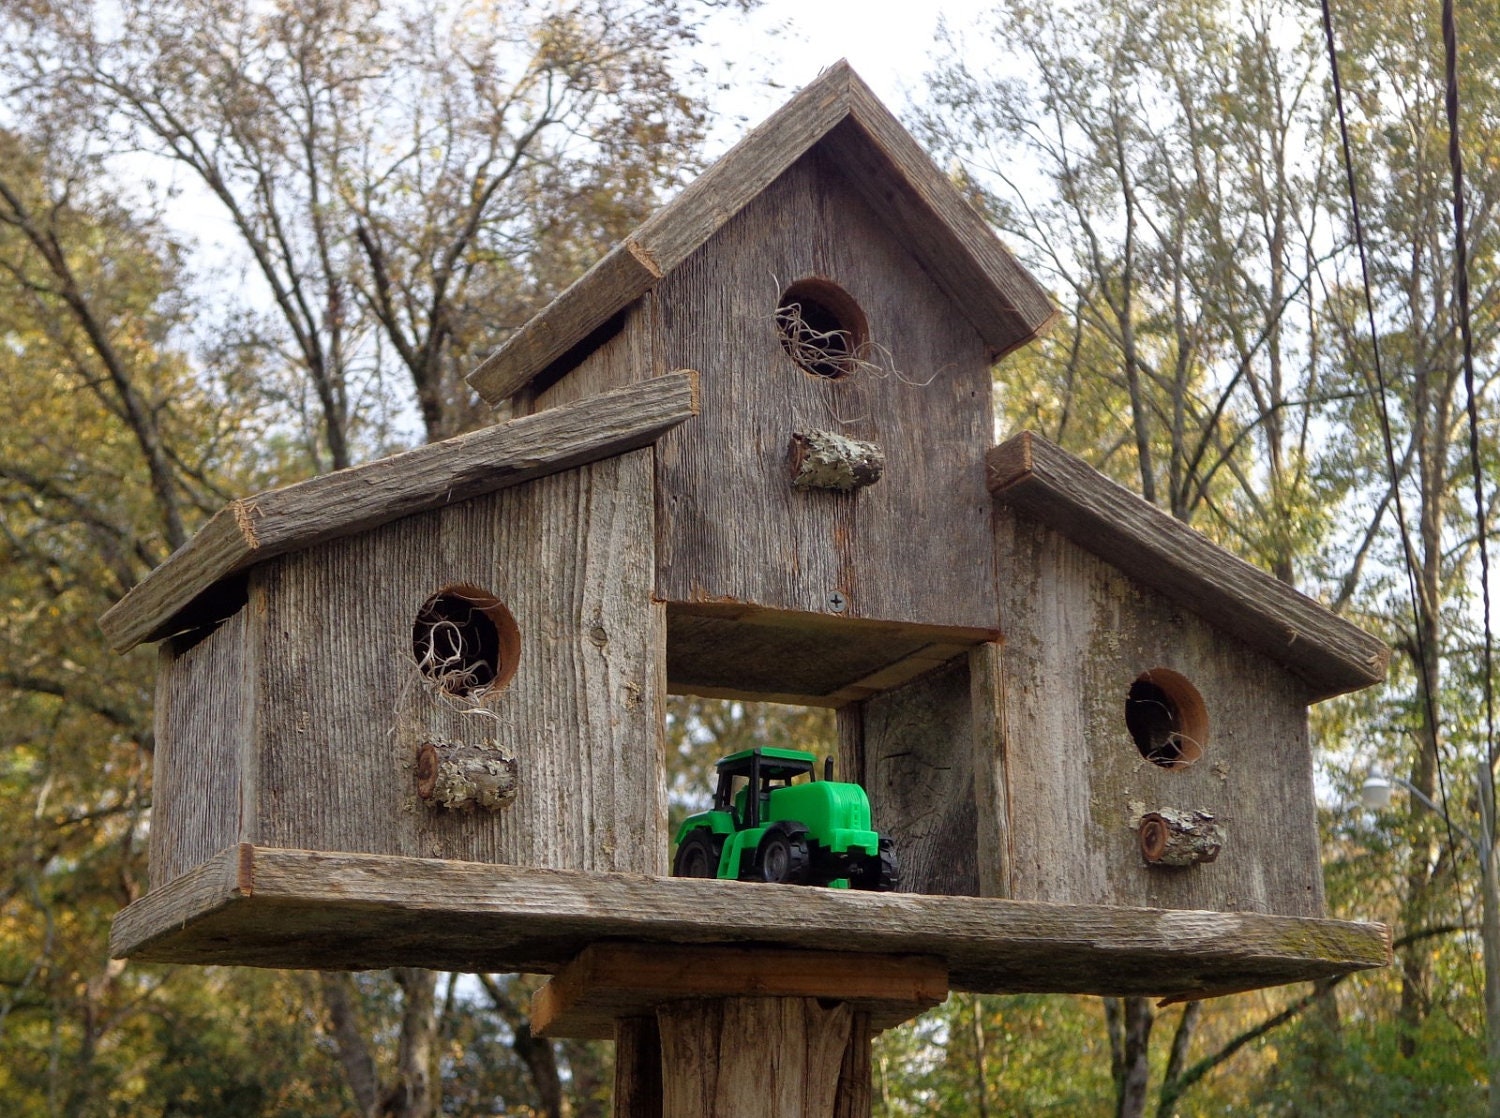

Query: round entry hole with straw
412;586;520;698
776;278;869;379
1125;669;1207;769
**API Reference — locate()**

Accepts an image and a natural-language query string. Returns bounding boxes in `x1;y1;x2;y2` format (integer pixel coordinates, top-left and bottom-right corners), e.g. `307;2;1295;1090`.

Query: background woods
0;0;1496;1113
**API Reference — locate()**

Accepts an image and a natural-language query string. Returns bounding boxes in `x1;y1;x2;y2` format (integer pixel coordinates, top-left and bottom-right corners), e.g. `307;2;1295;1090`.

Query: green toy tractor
671;747;899;890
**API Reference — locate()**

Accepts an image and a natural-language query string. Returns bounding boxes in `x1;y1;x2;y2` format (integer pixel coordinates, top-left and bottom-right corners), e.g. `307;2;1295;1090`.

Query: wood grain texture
657;997;853;1118
149;610;255;888
249;449;665;876
530;944;945;1038
822;93;1056;359
834;1013;874;1118
111;846;1391;1000
467;246;661;403
465;60;1053;407
988;431;1389;701
101;372;698;651
530;296;659;413
968;641;1012;899
996;509;1327;917
666;602;993;707
654;147;998;632
863;659;980;897
614;1017;664;1118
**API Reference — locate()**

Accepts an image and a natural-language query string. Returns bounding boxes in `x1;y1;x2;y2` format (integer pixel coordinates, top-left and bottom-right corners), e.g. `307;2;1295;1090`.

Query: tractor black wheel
756;822;812;885
851;837;899;892
672;830;722;879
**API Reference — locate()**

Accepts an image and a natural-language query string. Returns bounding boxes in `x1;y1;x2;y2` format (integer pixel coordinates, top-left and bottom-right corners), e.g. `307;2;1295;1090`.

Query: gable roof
466;60;1057;406
987;431;1389;702
99;373;699;651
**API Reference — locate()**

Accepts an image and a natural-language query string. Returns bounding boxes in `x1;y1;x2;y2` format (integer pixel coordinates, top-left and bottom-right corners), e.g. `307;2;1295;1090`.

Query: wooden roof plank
99;371;700;651
826;87;1058;358
465;60;1055;406
111;845;1390;1001
467;63;855;404
987;431;1389;701
465;241;662;404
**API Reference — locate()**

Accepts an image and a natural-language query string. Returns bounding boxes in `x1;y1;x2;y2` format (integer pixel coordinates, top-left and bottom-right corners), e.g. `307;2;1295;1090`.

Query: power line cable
1319;0;1475;988
1443;0;1498;854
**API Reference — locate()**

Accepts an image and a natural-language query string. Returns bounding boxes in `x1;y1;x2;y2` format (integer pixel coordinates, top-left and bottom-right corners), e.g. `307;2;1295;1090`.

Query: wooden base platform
110;846;1390;1002
531;944;949;1038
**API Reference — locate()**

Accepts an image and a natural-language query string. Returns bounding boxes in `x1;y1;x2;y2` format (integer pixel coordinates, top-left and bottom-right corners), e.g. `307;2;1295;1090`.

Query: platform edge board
111;848;1391;999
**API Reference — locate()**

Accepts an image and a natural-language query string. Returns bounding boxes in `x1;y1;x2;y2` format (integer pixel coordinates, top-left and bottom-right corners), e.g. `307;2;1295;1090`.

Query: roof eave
987;431;1390;702
466;60;1055;407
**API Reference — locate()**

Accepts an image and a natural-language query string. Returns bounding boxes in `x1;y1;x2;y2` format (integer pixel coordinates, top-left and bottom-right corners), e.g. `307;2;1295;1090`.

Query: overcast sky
696;0;1002;149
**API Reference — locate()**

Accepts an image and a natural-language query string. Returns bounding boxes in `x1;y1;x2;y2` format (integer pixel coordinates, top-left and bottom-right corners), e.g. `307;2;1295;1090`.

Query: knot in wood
1138;808;1223;867
788;429;885;492
416;739;518;812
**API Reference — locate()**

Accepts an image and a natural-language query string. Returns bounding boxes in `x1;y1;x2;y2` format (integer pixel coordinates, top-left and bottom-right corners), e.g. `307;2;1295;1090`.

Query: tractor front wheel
673;830;722;878
756;822;811;885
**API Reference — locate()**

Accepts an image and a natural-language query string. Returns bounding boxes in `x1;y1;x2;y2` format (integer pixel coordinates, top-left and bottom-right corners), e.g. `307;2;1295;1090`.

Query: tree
7;0;740;457
0;0;754;1111
920;0;1500;1110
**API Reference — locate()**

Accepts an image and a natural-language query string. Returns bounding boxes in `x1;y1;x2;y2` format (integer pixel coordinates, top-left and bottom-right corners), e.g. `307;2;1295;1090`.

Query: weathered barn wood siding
150;608;254;889
652;147;997;631
529;298;660;413
861;658;981;897
248;449;664;875
995;508;1324;918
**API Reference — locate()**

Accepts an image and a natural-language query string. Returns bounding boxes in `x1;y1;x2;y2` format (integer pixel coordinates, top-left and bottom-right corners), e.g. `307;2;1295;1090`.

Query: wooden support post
614;1017;663;1118
834;1012;874;1118
656;997;853;1118
532;943;946;1118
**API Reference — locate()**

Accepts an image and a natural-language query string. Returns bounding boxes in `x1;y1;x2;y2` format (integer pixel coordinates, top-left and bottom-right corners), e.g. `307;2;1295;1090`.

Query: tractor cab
713;748;818;830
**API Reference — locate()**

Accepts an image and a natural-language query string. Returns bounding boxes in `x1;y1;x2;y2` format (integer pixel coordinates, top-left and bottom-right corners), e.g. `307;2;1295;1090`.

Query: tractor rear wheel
756;822;811;885
851;837;899;892
673;830;722;878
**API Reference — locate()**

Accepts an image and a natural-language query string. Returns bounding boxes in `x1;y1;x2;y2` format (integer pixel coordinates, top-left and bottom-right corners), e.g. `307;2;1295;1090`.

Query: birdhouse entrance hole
1126;669;1207;769
776;278;868;379
412;586;520;697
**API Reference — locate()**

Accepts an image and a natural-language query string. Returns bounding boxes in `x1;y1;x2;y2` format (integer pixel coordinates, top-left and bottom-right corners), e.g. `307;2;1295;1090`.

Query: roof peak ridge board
987;430;1390;703
466;60;1056;407
100;371;701;653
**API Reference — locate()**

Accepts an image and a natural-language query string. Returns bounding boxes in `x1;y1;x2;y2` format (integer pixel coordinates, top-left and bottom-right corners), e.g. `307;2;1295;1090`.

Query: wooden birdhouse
107;62;1389;1110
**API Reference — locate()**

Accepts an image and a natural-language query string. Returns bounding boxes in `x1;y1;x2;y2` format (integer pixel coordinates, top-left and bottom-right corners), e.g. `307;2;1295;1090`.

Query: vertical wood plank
835;702;865;788
653;147;997;632
833;1012;873;1118
996;509;1325;916
614;1017;663;1118
969;642;1012;899
252;450;663;874
149;610;252;889
532;297;659;413
862;658;980;897
657;997;852;1118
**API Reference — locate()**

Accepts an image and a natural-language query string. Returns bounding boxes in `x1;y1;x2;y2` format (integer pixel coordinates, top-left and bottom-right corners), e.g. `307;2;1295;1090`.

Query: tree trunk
386;968;438;1118
1106;996;1155;1118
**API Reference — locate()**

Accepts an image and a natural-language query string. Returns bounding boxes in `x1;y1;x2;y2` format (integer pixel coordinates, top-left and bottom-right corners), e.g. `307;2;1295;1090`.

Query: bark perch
416;740;518;811
789;430;885;492
1138;809;1224;867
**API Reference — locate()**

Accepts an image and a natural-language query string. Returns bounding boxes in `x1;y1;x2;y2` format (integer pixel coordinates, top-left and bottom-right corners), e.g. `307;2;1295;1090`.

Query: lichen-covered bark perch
415;741;518;811
1139;809;1225;867
789;429;885;492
